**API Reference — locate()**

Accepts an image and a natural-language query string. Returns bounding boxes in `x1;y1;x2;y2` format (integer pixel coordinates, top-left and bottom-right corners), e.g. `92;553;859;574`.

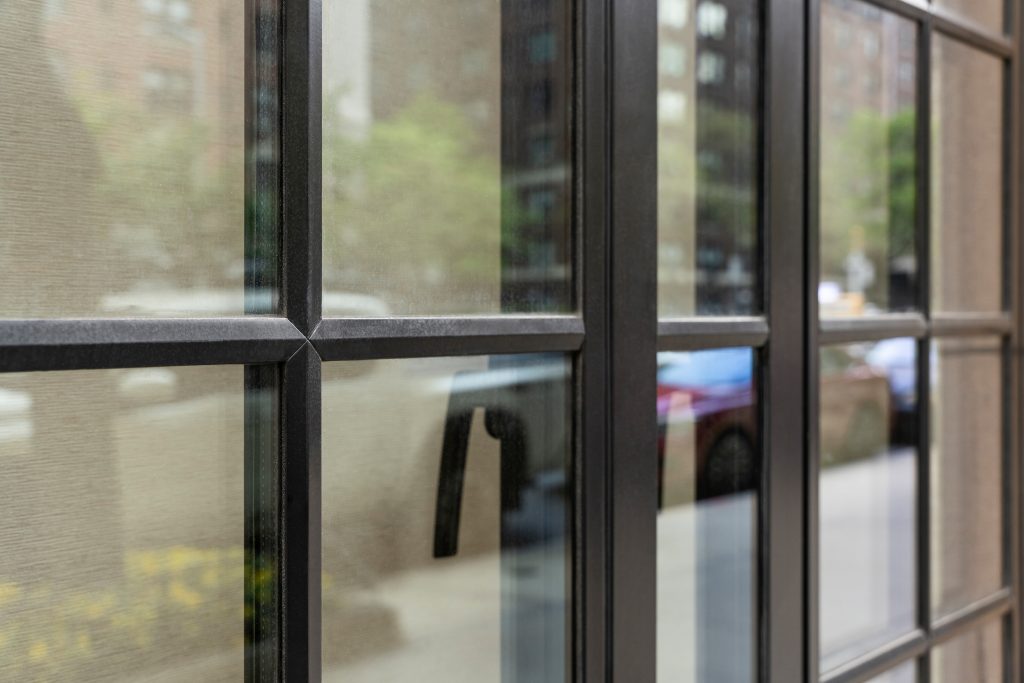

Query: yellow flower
28;641;48;663
0;583;20;606
130;551;163;578
169;581;202;609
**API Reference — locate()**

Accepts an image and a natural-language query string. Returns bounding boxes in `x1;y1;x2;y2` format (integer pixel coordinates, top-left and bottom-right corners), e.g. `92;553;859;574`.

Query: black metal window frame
0;0;1019;681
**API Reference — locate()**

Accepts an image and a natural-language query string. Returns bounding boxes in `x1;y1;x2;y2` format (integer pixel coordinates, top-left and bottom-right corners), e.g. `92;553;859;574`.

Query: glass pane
931;337;1004;617
657;348;757;682
0;2;278;317
933;0;1004;35
931;620;1004;683
0;366;265;680
657;0;760;317
931;37;1004;313
322;0;572;316
819;0;918;317
819;339;917;670
321;355;570;681
868;661;916;683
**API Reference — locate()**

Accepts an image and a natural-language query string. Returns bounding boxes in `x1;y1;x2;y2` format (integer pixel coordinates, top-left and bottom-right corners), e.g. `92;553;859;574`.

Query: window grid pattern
0;0;1018;681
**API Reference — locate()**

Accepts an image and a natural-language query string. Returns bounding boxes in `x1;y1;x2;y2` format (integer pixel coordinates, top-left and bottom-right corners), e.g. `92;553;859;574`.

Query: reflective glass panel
868;661;916;683
931;620;1004;683
657;0;760;317
819;339;917;670
322;0;572;316
931;338;1004;617
933;0;1004;35
931;36;1004;313
819;0;918;317
657;348;757;682
0;2;278;317
321;355;570;681
0;366;265;681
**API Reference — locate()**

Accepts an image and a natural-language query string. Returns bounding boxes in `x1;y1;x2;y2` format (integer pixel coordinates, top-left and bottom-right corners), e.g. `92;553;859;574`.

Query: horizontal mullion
656;316;769;350
856;0;1013;58
857;0;929;23
312;316;585;360
932;8;1014;58
930;312;1014;337
820;313;928;345
820;630;927;683
0;318;306;372
930;587;1013;646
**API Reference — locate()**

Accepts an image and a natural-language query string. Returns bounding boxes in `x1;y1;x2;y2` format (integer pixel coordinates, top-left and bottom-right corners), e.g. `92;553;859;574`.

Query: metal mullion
578;0;609;677
280;343;321;681
1011;0;1024;675
606;0;658;676
0;318;306;372
279;3;321;682
818;590;1014;683
818;314;929;345
856;0;930;24
917;12;933;683
930;313;1015;337
929;588;1014;646
765;0;809;680
656;317;770;350
931;9;1015;59
282;0;322;336
820;630;928;683
311;316;585;360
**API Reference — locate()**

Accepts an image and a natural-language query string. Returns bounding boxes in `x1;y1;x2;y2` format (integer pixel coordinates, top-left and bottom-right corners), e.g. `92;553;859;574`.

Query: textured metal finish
0;318;306;372
312;316;585;360
657;317;770;350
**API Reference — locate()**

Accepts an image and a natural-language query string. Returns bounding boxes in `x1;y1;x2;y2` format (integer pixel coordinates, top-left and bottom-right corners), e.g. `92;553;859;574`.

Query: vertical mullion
282;0;322;335
917;14;934;683
608;0;658;678
280;1;322;680
281;344;321;681
764;0;810;680
1008;0;1023;677
578;0;609;678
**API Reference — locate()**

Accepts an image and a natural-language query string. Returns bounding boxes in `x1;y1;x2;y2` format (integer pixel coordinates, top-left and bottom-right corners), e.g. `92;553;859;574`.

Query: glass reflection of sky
658;348;754;389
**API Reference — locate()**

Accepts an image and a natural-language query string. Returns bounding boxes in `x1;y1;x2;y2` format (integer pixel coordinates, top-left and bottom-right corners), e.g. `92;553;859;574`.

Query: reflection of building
820;0;918;311
821;0;916;129
44;0;246;170
323;0;573;311
658;0;759;315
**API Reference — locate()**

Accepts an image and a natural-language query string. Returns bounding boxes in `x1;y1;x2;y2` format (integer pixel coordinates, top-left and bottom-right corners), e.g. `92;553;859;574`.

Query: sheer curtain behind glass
0;366;256;681
0;1;277;317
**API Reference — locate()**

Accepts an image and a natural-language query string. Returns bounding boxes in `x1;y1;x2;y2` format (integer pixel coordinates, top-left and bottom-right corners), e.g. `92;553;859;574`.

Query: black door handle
433;370;527;558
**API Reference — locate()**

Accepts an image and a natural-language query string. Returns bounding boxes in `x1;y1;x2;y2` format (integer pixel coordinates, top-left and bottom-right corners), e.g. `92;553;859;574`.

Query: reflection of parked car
657;349;758;502
657;346;893;502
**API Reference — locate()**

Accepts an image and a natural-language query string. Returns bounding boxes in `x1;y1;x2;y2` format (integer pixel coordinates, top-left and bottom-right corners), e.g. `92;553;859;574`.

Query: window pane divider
311;316;585;360
931;8;1015;58
819;313;928;344
929;587;1014;646
0;318;307;372
820;630;928;683
931;312;1014;336
656;316;769;350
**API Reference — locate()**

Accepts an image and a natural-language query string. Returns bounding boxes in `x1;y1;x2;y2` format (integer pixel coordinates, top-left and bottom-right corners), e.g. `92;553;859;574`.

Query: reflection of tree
77;95;243;289
658;101;757;315
323;92;508;311
821;108;916;307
